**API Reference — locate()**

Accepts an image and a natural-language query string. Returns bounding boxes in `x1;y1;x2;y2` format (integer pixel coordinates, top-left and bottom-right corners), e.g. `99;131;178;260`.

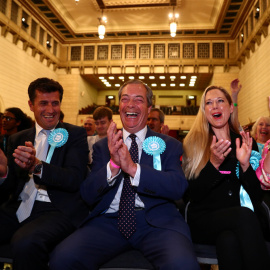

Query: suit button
228;190;233;196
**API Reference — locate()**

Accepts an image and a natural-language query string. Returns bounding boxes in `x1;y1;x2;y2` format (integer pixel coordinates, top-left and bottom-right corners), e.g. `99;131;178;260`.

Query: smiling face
119;83;152;133
95;116;112;138
204;89;233;132
28;90;61;130
256;118;270;144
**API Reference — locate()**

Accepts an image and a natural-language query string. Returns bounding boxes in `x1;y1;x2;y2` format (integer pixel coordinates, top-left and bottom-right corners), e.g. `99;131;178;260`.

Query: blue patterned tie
16;129;50;222
118;134;138;238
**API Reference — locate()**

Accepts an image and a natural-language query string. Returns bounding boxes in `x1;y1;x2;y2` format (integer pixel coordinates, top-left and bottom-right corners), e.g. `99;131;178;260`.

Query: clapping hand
236;131;252;172
210;135;231;170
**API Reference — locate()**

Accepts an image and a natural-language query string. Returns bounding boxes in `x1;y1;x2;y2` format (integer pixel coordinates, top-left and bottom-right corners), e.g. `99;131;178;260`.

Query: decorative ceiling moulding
96;0;182;11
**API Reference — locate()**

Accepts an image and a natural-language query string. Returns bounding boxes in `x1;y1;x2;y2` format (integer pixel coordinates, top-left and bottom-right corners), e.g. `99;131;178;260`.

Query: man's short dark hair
118;79;153;107
150;108;165;124
93;106;113;121
28;77;64;103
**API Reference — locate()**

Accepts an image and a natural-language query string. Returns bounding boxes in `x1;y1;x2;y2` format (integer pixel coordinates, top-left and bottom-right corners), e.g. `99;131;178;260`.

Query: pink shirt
256;139;270;190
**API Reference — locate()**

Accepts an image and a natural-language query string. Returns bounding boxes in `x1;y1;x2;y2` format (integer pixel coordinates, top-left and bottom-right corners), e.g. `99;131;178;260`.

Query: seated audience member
83;116;96;136
147;108;169;135
87;106;113;164
251;116;270;154
0;107;32;155
50;79;200;270
0;78;89;270
256;140;270;207
183;85;270;270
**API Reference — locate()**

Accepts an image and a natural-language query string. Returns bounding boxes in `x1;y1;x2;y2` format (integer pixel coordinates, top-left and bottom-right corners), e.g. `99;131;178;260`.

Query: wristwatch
33;161;43;174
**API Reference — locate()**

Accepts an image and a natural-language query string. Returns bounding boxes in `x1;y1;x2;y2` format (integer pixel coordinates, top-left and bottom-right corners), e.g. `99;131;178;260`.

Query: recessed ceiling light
151;83;157;87
149;76;155;79
139;76;145;79
190;78;196;82
189;84;195;87
108;96;114;99
161;84;166;87
106;84;111;87
170;76;176;79
170;83;175;87
101;79;107;82
109;76;114;80
99;76;104;79
188;95;195;99
119;76;124;80
115;84;120;87
159;76;165;79
129;76;134;79
180;84;185;87
191;76;197;79
180;76;186;79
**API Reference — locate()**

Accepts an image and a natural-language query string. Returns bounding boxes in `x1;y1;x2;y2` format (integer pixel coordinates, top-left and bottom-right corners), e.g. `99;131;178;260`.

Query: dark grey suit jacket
0;122;89;227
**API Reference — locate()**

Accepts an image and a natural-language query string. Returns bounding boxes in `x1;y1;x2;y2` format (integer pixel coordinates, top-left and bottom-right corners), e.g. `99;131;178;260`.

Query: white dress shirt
106;126;147;213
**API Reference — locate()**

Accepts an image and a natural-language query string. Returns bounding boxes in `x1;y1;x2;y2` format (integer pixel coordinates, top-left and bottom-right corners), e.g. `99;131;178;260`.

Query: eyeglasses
1;115;17;121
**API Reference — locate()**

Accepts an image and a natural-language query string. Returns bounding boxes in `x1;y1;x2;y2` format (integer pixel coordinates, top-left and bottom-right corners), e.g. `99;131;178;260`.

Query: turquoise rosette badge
46;128;69;163
235;150;261;212
236;150;261;178
143;136;166;171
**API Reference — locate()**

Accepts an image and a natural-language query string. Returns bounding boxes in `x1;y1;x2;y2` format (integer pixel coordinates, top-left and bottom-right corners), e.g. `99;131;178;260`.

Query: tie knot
129;134;136;142
41;129;51;137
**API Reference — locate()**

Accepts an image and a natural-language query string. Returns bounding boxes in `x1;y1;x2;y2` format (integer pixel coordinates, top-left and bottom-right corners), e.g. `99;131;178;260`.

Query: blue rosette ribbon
143;136;166;170
236;150;261;212
46;128;69;163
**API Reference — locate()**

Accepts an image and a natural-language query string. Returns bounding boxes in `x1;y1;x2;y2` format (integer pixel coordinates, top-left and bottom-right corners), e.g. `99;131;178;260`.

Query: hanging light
98;10;107;40
169;7;179;38
75;0;79;4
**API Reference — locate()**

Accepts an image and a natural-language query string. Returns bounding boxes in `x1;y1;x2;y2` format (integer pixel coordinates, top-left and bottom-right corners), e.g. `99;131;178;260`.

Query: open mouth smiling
212;113;222;118
126;112;138;118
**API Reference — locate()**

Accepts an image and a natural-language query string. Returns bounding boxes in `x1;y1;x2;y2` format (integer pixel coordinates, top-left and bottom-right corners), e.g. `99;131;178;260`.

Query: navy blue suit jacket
80;127;191;239
0;122;89;227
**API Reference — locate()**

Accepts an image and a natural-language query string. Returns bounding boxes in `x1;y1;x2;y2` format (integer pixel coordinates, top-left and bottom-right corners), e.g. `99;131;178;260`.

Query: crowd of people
0;77;269;270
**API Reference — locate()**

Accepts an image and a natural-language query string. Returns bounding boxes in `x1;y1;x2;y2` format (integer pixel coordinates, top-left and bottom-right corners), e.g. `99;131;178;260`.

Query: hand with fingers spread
236;131;252;172
210;135;231;170
107;122;123;175
0;149;7;177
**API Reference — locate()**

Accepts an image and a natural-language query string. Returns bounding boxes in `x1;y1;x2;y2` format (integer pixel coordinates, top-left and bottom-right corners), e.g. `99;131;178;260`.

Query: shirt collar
35;122;57;137
123;126;147;144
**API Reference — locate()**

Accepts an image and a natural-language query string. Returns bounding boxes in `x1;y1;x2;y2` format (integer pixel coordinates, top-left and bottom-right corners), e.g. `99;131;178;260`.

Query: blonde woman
251;116;270;154
183;85;270;270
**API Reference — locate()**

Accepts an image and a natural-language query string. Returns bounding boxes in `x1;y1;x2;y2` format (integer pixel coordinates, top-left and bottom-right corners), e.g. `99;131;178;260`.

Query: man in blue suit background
50;79;200;270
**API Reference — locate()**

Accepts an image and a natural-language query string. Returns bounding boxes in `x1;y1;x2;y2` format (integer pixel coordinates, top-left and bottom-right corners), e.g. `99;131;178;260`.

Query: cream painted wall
238;26;270;126
0;30;57;120
78;77;98;110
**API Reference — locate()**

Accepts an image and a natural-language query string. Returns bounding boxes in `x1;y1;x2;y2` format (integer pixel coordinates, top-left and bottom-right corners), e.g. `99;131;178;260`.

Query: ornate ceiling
20;0;251;43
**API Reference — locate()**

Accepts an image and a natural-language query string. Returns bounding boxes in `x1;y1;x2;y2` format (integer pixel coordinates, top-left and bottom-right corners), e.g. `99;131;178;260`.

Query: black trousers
0;200;75;270
188;206;270;270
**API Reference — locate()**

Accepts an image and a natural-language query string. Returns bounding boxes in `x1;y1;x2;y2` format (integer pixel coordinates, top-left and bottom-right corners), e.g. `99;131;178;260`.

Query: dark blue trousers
50;210;200;270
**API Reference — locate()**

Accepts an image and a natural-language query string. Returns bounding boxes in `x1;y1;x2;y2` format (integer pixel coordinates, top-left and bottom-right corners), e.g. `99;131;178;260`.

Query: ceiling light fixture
75;0;79;4
169;7;179;38
98;10;107;40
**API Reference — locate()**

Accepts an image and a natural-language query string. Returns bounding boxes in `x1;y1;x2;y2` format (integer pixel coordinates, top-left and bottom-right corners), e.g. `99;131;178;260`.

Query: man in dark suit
50;79;200;270
0;78;89;270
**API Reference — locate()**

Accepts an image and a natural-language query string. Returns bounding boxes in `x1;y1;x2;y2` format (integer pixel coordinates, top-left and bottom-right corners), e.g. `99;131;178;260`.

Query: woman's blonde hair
250;116;270;140
182;85;239;180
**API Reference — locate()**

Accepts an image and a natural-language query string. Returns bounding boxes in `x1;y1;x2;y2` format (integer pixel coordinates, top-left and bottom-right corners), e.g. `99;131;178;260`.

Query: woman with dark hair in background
0;107;33;155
